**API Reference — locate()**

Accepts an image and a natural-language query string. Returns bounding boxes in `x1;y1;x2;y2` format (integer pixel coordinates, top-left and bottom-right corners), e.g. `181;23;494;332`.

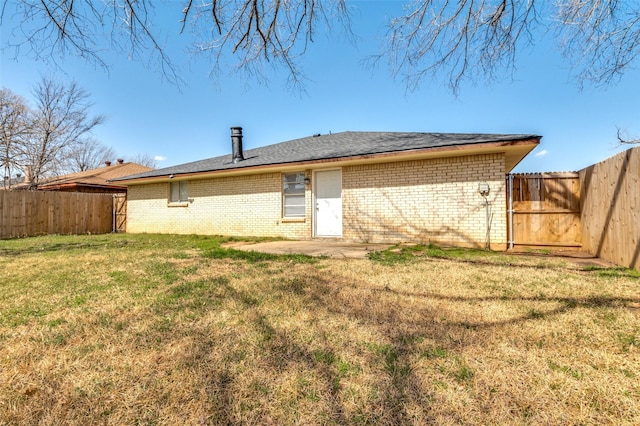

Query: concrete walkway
222;240;392;259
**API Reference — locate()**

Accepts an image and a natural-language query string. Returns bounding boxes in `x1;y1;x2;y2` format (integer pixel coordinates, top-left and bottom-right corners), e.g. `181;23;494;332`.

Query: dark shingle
114;131;539;181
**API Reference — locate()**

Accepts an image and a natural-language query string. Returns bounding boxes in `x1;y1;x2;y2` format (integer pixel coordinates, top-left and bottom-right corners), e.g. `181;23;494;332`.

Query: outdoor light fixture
304;177;311;185
169;174;175;179
478;182;490;197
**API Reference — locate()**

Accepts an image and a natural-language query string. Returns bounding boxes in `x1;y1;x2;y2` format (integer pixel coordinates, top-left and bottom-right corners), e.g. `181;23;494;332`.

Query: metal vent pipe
231;126;244;163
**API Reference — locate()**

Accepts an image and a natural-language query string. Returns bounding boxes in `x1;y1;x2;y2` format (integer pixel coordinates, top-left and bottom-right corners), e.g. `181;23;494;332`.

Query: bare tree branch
369;0;541;94
2;1;640;92
16;77;105;183
616;127;640;145
128;152;157;168
556;0;640;87
2;0;182;85
65;137;117;173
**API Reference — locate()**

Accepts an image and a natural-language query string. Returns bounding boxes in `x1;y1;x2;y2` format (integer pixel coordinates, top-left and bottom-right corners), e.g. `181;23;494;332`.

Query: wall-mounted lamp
304;177;311;185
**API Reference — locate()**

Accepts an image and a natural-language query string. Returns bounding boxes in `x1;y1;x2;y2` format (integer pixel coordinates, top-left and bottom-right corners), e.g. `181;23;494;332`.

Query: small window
170;181;189;203
283;172;305;217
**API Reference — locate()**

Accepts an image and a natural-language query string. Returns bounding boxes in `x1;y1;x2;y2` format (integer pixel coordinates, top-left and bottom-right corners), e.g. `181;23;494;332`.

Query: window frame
169;180;189;206
282;172;306;218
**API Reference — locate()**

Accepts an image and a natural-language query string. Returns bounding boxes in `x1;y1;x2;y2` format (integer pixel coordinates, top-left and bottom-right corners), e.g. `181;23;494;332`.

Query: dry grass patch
0;234;638;425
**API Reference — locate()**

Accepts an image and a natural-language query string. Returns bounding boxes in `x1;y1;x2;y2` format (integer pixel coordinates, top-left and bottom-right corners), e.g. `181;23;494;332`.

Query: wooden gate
507;173;581;248
113;194;127;233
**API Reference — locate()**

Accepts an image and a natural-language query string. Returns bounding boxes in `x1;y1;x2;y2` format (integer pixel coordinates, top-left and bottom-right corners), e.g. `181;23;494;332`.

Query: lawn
0;234;638;425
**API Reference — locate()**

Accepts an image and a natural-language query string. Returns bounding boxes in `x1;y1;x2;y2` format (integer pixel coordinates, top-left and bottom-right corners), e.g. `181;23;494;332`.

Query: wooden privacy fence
0;191;113;239
580;147;639;270
507;173;582;248
507;146;639;270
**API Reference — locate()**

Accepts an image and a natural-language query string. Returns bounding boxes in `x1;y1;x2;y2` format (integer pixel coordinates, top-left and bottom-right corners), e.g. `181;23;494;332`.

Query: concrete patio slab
222;240;393;259
222;240;618;268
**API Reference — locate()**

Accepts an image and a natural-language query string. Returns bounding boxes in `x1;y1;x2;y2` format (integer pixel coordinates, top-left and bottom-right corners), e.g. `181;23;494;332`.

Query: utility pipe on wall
478;182;491;250
483;196;491;250
507;174;514;250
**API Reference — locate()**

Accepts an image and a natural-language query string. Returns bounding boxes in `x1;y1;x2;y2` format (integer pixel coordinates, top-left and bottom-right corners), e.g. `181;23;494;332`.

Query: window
283;172;305;217
169;181;189;203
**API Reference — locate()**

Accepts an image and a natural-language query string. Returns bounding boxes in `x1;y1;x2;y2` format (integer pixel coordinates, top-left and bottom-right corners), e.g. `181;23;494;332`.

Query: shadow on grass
367;244;562;269
0;238;127;256
4;235;638;423
163;275;413;424
123;260;640;423
265;268;639;423
0;234;188;256
368;244;639;275
0;234;316;267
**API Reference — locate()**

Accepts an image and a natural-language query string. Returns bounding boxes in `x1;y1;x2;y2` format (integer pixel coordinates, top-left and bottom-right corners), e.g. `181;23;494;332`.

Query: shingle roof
38;162;153;188
114;131;539;181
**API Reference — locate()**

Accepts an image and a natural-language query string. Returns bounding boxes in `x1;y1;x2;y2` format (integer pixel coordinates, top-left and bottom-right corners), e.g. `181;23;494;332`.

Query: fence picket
0;191;113;239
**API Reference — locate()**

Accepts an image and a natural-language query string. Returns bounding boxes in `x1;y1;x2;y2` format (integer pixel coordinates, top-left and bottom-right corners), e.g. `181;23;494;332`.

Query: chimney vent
231;126;244;163
117;158;124;164
105;161;111;167
24;165;32;184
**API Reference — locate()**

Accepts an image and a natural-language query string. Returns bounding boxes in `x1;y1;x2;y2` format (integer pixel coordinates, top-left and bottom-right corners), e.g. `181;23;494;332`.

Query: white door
314;169;342;237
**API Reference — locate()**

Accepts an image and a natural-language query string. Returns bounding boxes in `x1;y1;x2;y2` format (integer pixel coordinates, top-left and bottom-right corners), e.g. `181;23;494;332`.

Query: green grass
202;246;316;263
583;265;640;278
368;243;512;265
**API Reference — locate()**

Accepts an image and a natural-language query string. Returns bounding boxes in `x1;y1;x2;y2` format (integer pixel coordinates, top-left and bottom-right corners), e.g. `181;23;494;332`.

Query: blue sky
1;1;639;173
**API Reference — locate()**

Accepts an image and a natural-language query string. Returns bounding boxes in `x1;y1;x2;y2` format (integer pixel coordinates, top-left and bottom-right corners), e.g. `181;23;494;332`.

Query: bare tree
128;153;157;168
65;137;117;172
3;1;640;92
0;88;30;189
15;78;105;184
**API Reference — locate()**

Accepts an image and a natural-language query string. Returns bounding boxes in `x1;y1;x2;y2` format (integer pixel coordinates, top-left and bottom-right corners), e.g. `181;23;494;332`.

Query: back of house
114;128;539;249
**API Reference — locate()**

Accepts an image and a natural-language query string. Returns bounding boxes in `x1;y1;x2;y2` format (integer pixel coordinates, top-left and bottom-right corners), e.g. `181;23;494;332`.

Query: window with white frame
282;172;305;217
169;181;189;203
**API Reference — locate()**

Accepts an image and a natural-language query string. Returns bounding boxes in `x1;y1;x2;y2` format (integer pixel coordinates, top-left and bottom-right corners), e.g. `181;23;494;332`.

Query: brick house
114;128;540;249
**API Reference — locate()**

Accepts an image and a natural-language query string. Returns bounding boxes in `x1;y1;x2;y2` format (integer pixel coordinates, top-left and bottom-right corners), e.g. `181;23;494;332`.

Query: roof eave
38;182;127;191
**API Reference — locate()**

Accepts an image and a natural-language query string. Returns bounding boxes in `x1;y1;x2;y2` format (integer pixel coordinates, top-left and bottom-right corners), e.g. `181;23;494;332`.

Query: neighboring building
1;175;24;190
114;128;540;249
11;160;153;193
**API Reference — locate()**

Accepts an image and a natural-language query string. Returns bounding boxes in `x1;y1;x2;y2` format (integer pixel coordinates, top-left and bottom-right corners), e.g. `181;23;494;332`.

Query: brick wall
126;153;506;248
342;153;506;248
127;172;312;239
